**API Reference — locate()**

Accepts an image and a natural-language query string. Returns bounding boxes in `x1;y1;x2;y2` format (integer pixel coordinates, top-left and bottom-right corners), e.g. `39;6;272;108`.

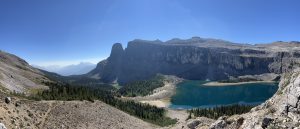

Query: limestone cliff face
88;37;300;84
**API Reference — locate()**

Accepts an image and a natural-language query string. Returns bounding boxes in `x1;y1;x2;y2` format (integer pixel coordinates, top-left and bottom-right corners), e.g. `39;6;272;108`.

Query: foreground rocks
0;123;7;129
209;120;227;129
4;97;10;104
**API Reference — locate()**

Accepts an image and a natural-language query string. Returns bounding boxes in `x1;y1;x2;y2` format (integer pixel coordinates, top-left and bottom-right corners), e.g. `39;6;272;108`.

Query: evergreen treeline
30;82;176;127
119;75;165;97
188;104;254;119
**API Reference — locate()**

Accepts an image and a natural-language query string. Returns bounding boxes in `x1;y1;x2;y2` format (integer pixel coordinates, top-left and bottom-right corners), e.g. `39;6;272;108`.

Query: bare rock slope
0;50;51;93
0;93;156;129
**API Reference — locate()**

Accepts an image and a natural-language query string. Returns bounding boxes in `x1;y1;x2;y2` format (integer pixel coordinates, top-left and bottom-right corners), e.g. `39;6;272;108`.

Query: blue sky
1;0;300;66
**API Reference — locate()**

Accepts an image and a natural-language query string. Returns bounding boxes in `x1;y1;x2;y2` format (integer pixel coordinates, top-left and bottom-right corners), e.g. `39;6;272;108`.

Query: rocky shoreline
203;81;276;86
127;75;183;108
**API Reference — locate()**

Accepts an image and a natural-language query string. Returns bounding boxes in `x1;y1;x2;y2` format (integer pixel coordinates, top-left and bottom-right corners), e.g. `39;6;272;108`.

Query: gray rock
5;97;11;104
15;102;20;107
236;117;244;126
187;119;201;129
0;123;7;129
287;87;300;107
209;120;227;129
217;116;228;120
261;117;273;129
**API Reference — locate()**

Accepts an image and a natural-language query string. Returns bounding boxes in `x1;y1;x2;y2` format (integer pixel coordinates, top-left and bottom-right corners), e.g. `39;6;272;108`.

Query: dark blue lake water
169;81;278;109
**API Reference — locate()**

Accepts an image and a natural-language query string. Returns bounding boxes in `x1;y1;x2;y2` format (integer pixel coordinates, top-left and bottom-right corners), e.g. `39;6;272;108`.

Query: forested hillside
119;75;165;97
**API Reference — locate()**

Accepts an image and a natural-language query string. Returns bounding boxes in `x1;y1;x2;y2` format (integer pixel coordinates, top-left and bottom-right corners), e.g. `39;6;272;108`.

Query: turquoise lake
169;81;278;109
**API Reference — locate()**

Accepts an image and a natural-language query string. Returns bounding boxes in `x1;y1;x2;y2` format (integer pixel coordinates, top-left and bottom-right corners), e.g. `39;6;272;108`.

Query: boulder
4;97;11;104
187;119;201;129
209;120;227;129
15;102;20;107
217;116;228;120
0;123;7;129
261;117;273;129
236;117;244;126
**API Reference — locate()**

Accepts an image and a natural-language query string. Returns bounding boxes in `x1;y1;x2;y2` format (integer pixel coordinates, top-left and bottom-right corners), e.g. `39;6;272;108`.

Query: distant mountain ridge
87;37;300;84
34;62;96;76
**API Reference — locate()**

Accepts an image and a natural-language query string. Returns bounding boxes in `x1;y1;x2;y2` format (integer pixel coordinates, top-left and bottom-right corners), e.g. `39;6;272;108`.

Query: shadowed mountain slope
87;37;300;84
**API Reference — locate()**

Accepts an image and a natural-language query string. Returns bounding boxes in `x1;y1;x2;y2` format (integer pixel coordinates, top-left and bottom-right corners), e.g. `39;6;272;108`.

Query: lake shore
140;98;171;108
127;75;183;108
203;80;276;86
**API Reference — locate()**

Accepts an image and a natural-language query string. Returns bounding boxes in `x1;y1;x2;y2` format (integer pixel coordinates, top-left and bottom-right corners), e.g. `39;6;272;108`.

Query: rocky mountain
1;39;299;129
0;50;52;93
34;62;96;76
87;37;300;84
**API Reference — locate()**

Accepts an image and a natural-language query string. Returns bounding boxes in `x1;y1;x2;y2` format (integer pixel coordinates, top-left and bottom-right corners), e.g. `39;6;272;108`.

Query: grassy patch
28;88;45;94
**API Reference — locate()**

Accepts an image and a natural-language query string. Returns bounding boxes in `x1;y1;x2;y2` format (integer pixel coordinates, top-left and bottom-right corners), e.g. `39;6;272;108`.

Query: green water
169;81;278;109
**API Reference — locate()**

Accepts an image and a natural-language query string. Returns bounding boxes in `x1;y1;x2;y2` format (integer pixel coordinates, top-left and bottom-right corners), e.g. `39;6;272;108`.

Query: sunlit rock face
88;37;300;84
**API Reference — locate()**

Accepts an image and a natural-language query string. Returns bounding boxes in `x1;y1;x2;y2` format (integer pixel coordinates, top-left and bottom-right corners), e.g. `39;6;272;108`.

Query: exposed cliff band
87;37;300;84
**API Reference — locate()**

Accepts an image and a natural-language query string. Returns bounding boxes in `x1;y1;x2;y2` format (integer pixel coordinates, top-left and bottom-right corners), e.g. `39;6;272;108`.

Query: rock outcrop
0;123;7;129
87;37;300;84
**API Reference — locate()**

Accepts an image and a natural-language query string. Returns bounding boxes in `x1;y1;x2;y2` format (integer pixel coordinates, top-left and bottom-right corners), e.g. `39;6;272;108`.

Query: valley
1;37;300;129
1;1;300;128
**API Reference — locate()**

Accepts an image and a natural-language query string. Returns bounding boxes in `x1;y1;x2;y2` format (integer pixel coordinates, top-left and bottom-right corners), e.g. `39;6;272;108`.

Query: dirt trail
39;101;56;128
